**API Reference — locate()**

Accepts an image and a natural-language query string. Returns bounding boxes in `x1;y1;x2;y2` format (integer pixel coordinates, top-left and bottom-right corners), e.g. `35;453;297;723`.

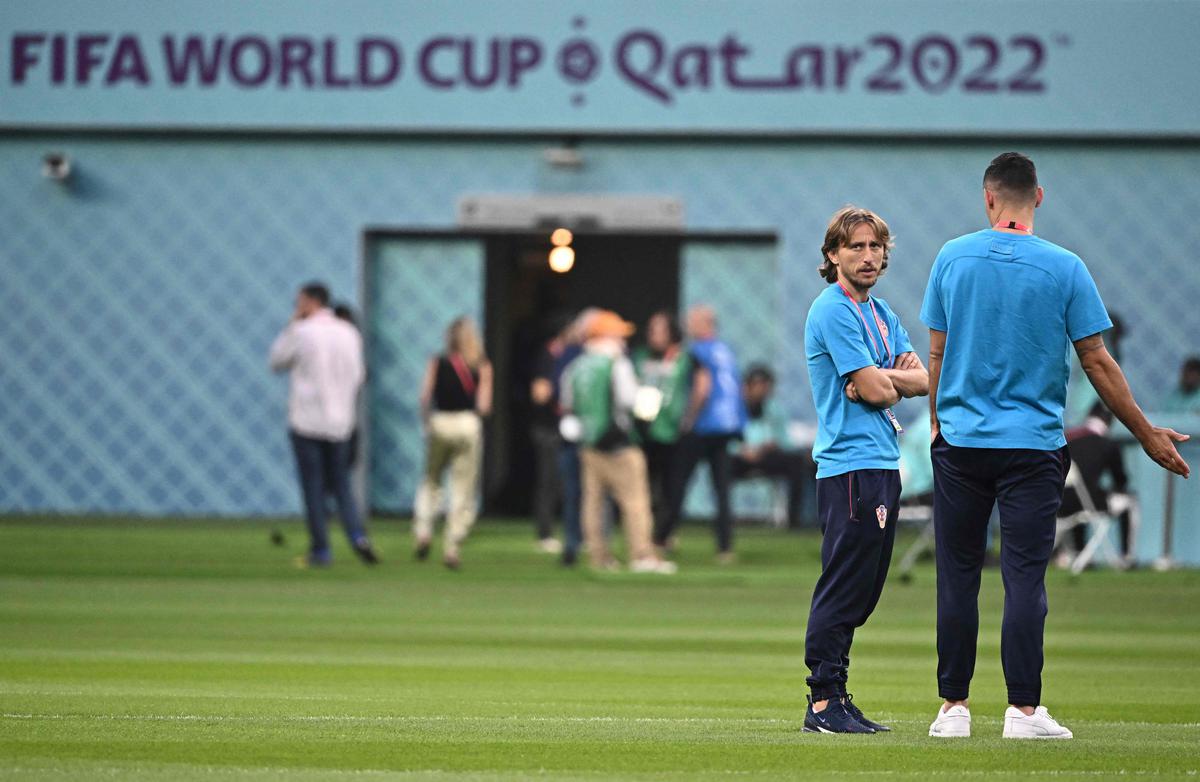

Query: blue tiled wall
2;134;1198;515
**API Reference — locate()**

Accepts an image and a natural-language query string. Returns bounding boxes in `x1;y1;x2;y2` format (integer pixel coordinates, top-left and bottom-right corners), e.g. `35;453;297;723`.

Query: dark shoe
843;693;890;732
561;548;578;567
803;698;875;734
353;540;380;566
414;541;431;561
443;552;461;570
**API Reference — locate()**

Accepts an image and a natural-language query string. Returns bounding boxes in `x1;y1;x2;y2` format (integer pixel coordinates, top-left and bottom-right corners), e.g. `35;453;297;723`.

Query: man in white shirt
269;282;377;566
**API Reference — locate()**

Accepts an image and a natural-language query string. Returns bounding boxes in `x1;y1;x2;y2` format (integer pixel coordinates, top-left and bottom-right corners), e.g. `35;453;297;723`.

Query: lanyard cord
993;220;1032;233
448;354;477;397
837;281;892;368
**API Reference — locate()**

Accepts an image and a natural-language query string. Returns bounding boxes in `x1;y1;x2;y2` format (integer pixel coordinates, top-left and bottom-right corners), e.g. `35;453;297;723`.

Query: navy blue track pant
290;430;368;561
932;434;1069;706
805;469;900;701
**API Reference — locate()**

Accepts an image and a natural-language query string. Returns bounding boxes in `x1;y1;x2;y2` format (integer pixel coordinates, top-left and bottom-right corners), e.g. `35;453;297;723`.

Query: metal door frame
357;227;778;516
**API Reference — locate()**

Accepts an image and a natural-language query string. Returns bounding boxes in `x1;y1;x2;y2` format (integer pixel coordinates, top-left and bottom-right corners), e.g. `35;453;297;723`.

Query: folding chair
1055;462;1132;574
896;503;935;582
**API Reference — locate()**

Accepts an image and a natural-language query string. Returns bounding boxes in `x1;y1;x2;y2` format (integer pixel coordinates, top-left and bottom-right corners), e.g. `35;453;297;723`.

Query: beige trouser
579;446;655;567
414;411;482;553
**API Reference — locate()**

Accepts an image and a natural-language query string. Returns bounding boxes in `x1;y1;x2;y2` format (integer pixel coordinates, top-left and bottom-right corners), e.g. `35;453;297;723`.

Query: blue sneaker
843;693;890;732
803;698;875;734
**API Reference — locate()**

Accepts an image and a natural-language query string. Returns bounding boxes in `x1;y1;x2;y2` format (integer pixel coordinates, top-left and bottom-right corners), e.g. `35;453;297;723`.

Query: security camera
42;152;72;182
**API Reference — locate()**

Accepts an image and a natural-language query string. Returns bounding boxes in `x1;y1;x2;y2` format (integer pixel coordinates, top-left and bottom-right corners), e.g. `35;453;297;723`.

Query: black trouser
531;425;562;539
732;449;816;528
657;432;737;553
932;434;1068;707
804;469;900;701
641;439;678;534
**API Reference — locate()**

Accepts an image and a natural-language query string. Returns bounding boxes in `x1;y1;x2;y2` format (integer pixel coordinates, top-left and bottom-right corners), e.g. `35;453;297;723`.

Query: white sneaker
929;704;971;738
537;537;563;555
1003;706;1073;739
630;557;678;575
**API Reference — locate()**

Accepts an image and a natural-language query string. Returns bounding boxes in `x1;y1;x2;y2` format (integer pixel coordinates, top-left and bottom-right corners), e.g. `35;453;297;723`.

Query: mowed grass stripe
1;518;1198;780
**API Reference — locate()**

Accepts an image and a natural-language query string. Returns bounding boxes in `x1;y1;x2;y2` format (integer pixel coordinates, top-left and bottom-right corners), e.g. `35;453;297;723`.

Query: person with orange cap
559;310;677;574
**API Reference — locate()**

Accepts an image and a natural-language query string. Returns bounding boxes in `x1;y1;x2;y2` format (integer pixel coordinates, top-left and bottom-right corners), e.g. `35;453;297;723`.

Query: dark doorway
483;232;682;515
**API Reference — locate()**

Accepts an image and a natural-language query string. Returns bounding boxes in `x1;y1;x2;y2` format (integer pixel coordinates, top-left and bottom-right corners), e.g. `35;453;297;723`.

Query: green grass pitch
1;517;1198;780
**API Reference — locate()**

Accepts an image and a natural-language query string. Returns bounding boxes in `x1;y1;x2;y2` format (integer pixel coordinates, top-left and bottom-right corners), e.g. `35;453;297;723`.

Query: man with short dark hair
731;364;814;528
270;282;378;567
923;153;1189;740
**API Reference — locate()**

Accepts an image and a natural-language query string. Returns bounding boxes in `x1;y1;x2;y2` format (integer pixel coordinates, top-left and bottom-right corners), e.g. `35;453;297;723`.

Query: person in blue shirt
654;305;747;562
802;207;929;734
923;153;1190;741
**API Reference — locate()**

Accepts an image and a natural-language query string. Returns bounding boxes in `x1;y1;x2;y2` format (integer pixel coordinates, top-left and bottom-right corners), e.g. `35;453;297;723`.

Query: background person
923;152;1190;741
413;316;493;570
732;364;815;529
529;314;575;556
327;303;363;496
561;311;676;575
269;282;377;567
1163;356;1200;414
656;305;747;563
549;309;598;566
632;311;691;533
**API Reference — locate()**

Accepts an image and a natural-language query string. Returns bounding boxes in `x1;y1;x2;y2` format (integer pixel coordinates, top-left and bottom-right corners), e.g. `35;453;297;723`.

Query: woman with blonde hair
414;316;493;568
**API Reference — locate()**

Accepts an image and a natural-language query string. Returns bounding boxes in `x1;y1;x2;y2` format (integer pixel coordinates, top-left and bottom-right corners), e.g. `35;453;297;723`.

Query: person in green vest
631;311;691;533
560;310;678;574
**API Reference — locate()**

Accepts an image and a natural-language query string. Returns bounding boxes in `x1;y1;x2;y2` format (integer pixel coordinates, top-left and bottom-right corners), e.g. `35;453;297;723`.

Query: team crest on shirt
876;505;888;529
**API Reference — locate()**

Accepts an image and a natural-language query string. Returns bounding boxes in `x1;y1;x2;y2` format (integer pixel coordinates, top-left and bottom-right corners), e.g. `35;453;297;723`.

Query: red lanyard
993;220;1032;233
448;354;476;396
837;281;892;367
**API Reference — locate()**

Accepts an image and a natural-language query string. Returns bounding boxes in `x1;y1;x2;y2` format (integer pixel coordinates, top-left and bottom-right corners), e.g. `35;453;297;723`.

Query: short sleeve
892;313;914;356
920;253;947;331
816;302;876;378
1065;260;1112;342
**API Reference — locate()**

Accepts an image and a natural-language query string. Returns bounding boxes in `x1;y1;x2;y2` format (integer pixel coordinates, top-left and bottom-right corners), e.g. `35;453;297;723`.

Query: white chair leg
1071;519;1117;575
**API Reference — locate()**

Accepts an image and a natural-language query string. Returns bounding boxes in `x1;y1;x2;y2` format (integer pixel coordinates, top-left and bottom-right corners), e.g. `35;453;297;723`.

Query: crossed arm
845;352;929;408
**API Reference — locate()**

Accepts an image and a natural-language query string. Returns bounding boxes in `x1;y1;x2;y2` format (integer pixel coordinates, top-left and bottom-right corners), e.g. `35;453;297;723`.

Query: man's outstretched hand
1140;426;1191;478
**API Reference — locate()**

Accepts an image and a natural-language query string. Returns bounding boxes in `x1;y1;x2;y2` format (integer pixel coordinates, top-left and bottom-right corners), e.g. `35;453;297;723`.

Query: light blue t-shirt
690;338;747;435
805;284;914;479
920;229;1112;450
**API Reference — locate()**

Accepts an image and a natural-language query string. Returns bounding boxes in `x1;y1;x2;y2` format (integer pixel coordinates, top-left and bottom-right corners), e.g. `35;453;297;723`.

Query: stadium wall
2;134;1199;518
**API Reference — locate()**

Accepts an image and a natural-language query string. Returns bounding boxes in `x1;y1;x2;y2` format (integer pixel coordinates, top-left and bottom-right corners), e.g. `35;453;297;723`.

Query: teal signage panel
2;0;1197;135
